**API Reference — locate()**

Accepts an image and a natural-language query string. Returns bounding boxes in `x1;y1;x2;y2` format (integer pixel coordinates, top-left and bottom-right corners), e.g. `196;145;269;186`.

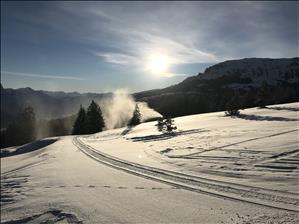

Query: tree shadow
1;209;82;224
121;126;133;135
130;129;208;142
1;139;57;157
131;132;176;142
235;114;299;122
267;106;299;112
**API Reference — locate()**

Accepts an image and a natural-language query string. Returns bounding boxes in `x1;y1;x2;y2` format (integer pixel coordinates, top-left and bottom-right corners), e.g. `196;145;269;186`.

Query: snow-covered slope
81;102;299;193
1;102;298;223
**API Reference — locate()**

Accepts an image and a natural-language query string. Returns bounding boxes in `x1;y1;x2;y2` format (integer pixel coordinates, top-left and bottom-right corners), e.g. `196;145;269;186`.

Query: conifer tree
72;105;87;135
157;117;165;132
128;103;142;126
225;94;240;116
5;106;37;146
86;100;105;134
156;117;177;133
165;117;177;133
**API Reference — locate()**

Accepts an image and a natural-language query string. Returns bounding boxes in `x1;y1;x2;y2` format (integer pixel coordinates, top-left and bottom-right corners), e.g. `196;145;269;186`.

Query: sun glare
146;53;170;75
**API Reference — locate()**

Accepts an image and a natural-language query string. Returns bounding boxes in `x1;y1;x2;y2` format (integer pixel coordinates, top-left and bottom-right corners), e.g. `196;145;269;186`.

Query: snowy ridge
200;57;299;85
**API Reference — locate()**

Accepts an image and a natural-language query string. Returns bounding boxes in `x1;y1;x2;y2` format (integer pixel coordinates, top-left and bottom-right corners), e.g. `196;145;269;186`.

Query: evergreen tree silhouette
157;117;165;132
165;117;177;133
128;103;141;126
86;100;105;134
156;117;177;133
4;106;37;146
225;94;240;116
72;105;87;135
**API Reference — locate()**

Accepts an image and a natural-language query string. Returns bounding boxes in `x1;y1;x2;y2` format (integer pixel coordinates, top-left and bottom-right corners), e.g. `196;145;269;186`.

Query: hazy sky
1;1;298;93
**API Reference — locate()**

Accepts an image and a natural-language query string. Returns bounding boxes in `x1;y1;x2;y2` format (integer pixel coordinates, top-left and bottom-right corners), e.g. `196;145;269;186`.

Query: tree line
1;106;36;148
140;80;298;119
0;82;279;148
72;100;105;135
225;82;275;116
1;100;142;148
73;100;142;134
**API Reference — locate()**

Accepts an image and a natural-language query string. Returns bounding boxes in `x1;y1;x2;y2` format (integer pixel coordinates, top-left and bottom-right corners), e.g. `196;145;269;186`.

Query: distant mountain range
0;85;111;128
134;57;299;117
1;57;298;128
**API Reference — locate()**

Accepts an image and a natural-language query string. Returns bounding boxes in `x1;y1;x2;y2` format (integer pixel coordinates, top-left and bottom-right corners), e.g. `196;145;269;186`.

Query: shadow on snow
1;139;57;158
234;114;299;122
130;129;208;143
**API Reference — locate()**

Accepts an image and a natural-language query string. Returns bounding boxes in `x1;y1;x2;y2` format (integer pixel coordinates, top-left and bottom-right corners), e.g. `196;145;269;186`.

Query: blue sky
1;1;298;93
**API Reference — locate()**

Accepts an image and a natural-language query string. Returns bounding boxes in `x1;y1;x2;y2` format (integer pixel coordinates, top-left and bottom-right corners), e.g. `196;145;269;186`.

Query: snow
1;102;298;223
82;102;299;192
201;58;299;85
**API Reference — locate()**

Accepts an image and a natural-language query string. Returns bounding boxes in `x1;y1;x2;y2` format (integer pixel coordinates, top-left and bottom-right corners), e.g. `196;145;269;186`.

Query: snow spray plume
101;89;161;130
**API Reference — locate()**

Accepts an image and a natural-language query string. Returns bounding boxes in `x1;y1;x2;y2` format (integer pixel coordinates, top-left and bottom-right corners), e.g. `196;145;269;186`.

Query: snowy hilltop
201;57;299;85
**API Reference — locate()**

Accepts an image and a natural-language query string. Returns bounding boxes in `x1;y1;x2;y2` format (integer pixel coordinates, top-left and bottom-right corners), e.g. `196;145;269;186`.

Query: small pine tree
165;117;177;133
157;117;165;132
156;117;177;133
225;95;240;116
128;104;141;126
72;105;87;135
86;100;105;134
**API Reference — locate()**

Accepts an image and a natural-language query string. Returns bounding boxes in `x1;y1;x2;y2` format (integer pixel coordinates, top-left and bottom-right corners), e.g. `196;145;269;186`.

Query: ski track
73;136;299;213
168;129;299;158
1;160;46;177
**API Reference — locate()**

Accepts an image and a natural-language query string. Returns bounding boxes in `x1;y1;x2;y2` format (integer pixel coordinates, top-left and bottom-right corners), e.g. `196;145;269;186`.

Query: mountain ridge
133;57;298;117
1;57;298;128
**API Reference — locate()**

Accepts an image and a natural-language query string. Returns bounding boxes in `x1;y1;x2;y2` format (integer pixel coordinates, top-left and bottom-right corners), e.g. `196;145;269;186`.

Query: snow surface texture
1;102;298;223
82;102;299;192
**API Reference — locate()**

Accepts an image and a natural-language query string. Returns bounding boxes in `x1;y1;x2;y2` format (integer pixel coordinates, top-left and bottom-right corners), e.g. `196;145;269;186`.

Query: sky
1;1;298;93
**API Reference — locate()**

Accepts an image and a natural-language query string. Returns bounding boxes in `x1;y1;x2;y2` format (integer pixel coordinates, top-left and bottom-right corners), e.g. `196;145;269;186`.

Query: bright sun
146;53;170;74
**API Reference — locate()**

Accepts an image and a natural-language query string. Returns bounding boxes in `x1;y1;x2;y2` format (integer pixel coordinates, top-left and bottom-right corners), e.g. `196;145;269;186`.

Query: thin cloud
39;2;296;68
93;52;139;65
2;71;85;81
57;3;219;65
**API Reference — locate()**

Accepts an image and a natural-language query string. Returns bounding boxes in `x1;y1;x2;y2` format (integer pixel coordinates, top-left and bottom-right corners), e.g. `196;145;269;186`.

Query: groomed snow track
73;136;299;212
